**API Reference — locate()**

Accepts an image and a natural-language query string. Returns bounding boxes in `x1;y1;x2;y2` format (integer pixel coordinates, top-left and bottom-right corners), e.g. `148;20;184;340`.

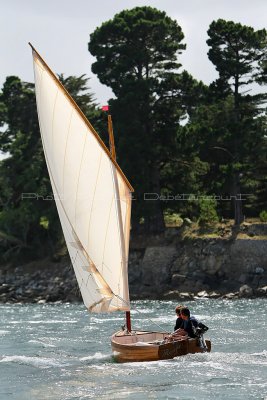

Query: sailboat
30;44;211;362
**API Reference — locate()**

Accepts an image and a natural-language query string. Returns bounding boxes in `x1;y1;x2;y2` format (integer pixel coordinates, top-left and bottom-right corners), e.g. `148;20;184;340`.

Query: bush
198;197;219;226
164;212;183;227
259;210;267;222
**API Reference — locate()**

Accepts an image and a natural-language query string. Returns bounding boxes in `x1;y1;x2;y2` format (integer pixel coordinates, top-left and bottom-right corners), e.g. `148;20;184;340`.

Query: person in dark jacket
179;307;199;338
165;306;196;342
165;307;208;343
174;305;185;331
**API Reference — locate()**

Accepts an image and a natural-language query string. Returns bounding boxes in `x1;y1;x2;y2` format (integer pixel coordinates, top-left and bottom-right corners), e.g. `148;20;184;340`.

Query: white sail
30;45;133;313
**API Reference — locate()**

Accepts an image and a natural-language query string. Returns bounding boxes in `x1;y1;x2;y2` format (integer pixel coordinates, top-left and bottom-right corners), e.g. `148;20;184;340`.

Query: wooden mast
107;111;131;332
108;114;116;160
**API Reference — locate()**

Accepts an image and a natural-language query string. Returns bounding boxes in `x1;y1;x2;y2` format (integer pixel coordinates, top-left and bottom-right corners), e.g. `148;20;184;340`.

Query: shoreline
0;262;266;304
1;223;266;304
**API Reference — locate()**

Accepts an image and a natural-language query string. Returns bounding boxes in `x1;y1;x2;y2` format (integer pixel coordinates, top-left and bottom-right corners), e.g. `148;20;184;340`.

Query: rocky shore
0;260;81;304
129;223;267;301
0;223;267;304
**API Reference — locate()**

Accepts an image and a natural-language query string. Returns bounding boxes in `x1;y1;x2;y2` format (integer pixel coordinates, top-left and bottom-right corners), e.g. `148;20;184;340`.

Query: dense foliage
0;75;104;262
89;6;189;232
0;8;266;262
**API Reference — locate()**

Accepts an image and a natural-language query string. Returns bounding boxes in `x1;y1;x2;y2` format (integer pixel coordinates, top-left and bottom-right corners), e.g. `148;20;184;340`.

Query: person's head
175;305;185;317
180;307;190;320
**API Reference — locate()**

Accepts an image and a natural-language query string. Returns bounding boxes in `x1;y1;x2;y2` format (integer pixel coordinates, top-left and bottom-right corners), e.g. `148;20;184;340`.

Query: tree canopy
0;74;102;262
89;6;202;232
205;19;267;224
89;6;186;96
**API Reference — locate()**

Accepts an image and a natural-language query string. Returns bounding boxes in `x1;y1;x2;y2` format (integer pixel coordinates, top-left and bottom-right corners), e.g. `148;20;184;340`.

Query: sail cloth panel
32;49;132;312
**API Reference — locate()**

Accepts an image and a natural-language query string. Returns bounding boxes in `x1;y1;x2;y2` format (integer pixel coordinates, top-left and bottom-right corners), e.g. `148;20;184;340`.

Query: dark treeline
0;7;267;263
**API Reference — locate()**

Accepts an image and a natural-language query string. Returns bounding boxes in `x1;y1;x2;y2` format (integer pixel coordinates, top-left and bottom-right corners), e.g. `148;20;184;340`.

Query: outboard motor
194;322;209;352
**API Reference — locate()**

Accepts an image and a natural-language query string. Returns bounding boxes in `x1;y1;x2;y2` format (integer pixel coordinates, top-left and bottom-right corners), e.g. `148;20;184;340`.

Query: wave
0;355;65;368
28;339;56;348
251;350;267;357
0;330;9;335
90;317;123;323
9;320;77;324
80;352;112;363
193;351;267;367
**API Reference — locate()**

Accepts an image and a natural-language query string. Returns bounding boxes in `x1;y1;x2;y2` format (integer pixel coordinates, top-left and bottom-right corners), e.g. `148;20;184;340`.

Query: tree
89;6;189;232
0;74;100;262
0;76;54;259
206;19;267;225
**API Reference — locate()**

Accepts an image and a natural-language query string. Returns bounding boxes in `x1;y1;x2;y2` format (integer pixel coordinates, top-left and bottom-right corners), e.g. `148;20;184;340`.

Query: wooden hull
111;331;211;363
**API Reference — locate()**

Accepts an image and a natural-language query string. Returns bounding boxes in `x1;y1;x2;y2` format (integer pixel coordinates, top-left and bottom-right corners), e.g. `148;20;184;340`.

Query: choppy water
0;299;267;400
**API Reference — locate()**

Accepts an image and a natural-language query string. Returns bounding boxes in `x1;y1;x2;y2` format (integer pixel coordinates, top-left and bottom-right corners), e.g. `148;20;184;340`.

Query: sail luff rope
29;43;134;193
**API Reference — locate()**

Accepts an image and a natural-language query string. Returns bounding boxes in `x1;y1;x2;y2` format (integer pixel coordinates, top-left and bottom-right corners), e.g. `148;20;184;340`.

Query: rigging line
114;294;167;333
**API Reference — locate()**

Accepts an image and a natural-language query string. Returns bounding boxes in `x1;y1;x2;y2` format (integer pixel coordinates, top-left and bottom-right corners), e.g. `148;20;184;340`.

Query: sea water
0;299;266;400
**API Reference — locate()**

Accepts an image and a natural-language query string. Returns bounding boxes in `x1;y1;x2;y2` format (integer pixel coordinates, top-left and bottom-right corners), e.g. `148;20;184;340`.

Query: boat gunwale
111;330;211;349
112;330;170;348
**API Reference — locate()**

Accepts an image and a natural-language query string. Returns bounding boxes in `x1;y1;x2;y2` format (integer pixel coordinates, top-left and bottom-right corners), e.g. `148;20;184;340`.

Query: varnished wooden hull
111;331;211;363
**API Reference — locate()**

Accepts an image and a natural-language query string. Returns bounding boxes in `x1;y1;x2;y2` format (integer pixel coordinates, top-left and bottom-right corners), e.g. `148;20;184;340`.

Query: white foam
80;352;111;362
28;340;56;348
0;330;9;335
251;350;267;357
10;320;77;324
90;317;122;323
0;355;64;368
130;309;151;314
